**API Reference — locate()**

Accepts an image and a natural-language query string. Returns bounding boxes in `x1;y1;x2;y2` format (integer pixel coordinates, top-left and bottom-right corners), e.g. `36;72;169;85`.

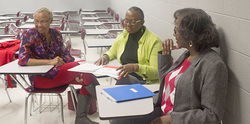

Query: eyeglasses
34;19;50;25
174;27;179;35
123;19;141;25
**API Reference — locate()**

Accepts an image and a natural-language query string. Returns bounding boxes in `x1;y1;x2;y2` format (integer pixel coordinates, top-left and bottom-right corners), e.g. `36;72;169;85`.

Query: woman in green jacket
95;6;162;84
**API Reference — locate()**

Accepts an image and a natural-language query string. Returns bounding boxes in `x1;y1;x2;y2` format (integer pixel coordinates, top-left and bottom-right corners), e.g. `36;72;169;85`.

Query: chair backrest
15;19;22;27
110;10;114;17
78;8;82;15
107;7;111;13
115;14;119;22
24;15;28;22
17;11;21;17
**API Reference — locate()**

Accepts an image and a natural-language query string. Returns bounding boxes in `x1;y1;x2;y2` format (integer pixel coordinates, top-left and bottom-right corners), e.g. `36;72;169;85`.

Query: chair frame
9;74;75;124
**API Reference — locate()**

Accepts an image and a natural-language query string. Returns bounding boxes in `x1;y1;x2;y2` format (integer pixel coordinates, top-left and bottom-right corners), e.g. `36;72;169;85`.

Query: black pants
116;73;146;85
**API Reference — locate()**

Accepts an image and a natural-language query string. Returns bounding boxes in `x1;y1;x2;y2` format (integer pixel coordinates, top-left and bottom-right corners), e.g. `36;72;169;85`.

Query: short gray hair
33;7;53;20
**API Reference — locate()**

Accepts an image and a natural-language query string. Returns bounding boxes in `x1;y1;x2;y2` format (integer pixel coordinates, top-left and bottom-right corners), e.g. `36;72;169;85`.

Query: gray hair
33;7;53;20
174;8;219;52
128;6;144;20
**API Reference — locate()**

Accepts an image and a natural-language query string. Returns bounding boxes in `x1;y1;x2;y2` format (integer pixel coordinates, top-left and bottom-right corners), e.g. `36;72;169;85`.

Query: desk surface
85;29;123;35
0;60;54;75
83;22;120;26
25;19;61;23
0;35;15;38
82;16;113;20
81;9;106;12
81;12;108;15
86;39;115;48
0;13;16;16
0;20;15;24
96;84;159;120
18;23;60;29
0;17;13;20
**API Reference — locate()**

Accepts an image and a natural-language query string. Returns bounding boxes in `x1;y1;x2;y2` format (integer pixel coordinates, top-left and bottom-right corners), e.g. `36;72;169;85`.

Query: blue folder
101;84;156;102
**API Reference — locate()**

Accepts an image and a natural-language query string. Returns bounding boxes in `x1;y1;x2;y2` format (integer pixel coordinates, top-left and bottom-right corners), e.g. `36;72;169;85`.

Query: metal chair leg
5;88;12;102
25;93;32;124
57;93;64;123
1;76;12;102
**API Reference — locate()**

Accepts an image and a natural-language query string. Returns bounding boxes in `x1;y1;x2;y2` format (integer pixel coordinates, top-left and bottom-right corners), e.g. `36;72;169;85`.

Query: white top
85;39;115;48
96;85;159;119
0;60;54;75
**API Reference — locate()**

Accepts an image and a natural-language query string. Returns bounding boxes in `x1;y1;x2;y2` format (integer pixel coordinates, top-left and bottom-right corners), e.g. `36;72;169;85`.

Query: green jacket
105;27;162;84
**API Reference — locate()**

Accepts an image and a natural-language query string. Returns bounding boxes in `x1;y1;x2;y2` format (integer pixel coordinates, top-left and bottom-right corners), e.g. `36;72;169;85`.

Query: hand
162;39;180;55
117;64;138;77
151;115;171;124
75;73;83;83
50;56;65;66
94;55;109;66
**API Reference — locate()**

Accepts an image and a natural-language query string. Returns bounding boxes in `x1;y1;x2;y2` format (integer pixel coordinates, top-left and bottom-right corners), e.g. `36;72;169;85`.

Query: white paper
68;63;119;78
68;63;103;72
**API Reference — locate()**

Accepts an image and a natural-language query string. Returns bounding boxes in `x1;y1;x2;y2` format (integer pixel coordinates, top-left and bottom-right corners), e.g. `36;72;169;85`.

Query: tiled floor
0;35;120;124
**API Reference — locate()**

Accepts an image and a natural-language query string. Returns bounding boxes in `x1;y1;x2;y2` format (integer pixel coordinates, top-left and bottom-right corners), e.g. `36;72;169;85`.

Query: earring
189;41;193;47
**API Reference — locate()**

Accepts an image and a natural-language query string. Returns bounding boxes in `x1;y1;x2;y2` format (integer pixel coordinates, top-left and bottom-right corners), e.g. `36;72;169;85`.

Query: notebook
101;84;156;102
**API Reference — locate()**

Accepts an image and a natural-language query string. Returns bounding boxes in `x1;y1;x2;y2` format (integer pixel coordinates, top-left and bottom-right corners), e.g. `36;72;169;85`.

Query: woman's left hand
75;73;83;83
151;115;171;124
117;64;138;77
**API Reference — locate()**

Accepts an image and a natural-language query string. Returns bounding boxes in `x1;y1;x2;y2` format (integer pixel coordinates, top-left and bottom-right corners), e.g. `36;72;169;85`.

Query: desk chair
60;23;85;60
10;74;74;124
65;38;85;60
4;23;21;39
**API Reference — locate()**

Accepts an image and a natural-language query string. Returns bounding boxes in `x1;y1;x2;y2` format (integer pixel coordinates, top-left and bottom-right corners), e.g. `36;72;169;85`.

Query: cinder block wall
0;0;249;123
107;0;250;124
0;0;108;13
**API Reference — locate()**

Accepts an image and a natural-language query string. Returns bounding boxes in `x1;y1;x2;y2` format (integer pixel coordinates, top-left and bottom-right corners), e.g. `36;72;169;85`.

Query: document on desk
101;84;156;102
68;63;120;78
68;62;103;72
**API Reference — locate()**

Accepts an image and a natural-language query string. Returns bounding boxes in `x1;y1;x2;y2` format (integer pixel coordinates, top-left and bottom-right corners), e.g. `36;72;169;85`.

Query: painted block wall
0;0;249;123
107;0;250;124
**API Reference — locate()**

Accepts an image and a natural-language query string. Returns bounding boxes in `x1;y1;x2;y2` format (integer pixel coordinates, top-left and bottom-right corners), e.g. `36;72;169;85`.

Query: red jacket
0;39;20;88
